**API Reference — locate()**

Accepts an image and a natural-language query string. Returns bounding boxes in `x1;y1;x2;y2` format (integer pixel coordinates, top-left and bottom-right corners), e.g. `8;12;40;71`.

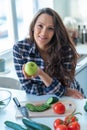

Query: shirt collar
29;43;39;56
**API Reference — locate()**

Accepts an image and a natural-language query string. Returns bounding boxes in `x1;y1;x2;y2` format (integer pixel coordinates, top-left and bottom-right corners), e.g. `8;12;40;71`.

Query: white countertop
76;43;87;54
75;44;87;74
0;88;87;130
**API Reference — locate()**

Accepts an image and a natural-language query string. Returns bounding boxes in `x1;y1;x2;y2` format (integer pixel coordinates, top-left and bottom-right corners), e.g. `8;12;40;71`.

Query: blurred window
0;0;34;53
0;0;9;52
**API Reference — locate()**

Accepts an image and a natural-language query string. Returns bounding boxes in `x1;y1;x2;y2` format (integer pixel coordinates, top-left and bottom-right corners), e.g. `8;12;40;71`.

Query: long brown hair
28;8;78;87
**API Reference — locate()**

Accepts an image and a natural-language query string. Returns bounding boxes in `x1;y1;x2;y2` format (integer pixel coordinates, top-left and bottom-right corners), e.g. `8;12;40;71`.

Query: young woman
13;8;85;98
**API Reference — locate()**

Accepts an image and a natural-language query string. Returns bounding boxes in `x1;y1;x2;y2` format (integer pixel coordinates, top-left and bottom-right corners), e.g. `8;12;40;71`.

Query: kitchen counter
76;43;87;54
75;44;87;74
0;87;87;130
76;56;87;74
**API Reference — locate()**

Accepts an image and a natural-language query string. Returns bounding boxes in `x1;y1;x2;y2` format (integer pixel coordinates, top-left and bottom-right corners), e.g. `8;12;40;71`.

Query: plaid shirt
13;39;85;97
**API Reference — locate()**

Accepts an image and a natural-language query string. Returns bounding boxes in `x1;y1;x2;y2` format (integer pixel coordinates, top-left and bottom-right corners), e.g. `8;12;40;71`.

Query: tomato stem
72;112;82;116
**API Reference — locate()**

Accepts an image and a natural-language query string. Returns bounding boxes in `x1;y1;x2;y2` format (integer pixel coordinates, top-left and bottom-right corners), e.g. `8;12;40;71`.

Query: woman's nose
41;28;48;35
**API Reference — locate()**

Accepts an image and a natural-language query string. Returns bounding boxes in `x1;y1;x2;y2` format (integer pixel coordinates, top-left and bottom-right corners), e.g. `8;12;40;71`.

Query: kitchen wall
53;0;71;19
53;0;87;24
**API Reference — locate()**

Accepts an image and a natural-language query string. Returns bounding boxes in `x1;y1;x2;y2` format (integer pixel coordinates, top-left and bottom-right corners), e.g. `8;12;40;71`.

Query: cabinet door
75;66;87;96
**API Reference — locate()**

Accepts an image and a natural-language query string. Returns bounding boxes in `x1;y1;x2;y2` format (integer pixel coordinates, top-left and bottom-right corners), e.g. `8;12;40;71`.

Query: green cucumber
84;101;87;112
35;103;50;112
46;96;59;105
26;103;50;112
22;118;51;130
4;121;27;130
26;103;36;111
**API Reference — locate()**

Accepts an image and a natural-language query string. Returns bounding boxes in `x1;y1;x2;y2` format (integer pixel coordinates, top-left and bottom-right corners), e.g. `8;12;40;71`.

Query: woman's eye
38;24;43;28
48;27;54;31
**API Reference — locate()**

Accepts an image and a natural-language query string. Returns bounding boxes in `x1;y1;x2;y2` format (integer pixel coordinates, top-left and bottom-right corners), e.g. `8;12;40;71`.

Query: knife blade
13;97;29;118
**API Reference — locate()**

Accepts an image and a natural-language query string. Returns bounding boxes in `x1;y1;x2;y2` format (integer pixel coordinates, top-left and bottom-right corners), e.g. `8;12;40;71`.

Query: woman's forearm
38;68;53;87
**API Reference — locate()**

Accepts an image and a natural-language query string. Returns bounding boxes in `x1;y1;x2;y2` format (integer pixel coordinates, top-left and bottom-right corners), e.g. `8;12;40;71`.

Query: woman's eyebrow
37;21;54;27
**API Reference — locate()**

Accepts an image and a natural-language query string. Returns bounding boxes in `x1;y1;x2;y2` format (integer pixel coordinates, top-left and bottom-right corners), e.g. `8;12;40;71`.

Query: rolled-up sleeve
45;78;66;97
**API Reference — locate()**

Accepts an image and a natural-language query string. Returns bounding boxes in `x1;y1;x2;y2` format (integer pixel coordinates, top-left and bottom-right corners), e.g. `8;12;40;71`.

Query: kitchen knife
13;97;29;118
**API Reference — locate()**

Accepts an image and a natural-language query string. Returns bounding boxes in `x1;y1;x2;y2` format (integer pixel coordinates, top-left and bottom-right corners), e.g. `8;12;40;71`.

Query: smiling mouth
39;36;47;41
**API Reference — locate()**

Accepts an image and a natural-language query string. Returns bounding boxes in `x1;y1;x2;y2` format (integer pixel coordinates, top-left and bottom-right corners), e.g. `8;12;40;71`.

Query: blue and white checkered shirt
13;39;85;97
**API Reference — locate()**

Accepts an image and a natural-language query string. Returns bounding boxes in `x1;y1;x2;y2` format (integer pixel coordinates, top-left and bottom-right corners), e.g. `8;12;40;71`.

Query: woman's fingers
22;64;31;78
65;88;84;99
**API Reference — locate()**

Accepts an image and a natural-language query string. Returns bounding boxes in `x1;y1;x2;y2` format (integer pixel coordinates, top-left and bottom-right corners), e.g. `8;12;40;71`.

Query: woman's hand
22;64;53;87
22;64;39;79
65;88;84;99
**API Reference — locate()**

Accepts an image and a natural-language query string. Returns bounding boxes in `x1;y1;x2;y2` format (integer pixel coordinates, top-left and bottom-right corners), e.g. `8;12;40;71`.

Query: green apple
24;61;38;76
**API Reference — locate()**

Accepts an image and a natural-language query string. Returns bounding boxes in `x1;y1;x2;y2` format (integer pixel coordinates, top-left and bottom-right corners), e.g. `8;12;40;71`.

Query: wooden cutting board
15;100;76;118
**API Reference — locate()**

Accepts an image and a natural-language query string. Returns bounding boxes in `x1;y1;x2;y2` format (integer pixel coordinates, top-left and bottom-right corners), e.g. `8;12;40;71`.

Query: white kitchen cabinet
75;65;87;96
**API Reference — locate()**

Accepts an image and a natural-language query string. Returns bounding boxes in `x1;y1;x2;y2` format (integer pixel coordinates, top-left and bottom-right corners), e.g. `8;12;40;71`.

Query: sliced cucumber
35;103;50;112
46;96;59;105
26;97;59;112
26;103;36;112
26;103;50;112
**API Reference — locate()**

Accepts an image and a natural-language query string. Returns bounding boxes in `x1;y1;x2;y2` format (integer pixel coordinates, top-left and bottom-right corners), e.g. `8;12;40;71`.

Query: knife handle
13;97;21;107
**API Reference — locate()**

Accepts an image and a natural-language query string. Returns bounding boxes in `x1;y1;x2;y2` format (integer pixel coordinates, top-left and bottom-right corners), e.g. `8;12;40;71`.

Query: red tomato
53;102;66;114
54;119;64;129
68;121;80;130
64;114;77;125
55;124;68;130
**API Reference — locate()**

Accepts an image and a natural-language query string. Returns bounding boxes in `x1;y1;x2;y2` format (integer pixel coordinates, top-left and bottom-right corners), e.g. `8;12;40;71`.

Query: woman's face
34;13;55;50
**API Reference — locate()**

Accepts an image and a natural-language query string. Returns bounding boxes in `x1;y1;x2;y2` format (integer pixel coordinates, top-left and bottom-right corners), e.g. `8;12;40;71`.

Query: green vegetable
22;118;51;130
0;101;5;109
4;121;28;130
35;103;51;111
0;101;5;105
46;96;59;105
84;101;87;112
26;103;50;112
26;96;59;112
26;103;36;111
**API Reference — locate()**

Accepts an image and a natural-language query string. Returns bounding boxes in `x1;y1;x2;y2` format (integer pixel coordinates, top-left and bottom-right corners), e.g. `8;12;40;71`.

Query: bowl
0;89;12;110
